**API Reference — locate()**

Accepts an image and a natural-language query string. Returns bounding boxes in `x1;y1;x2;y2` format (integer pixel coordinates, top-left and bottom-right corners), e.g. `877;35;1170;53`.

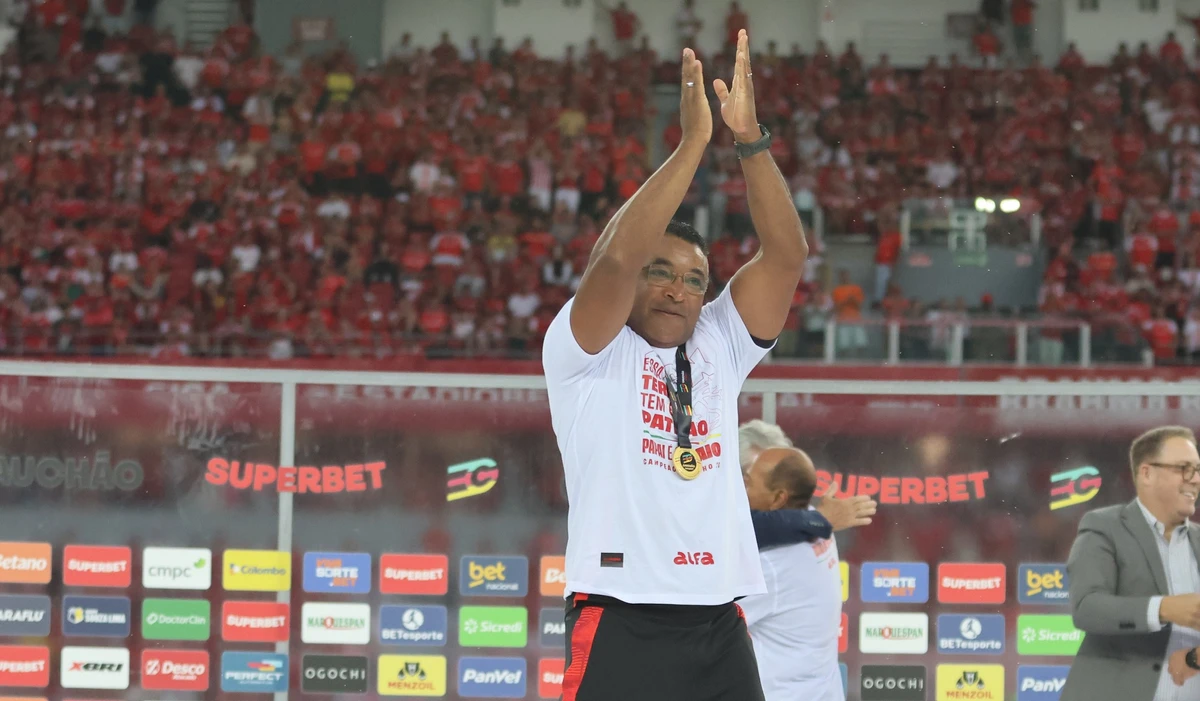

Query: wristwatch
1186;648;1200;670
734;124;772;160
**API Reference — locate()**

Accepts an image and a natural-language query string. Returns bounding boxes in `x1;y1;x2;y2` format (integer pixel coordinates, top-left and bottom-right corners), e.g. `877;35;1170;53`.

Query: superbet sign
938;563;1007;604
221;601;290;642
205;458;385;494
379;554;448;595
62;546;131;588
0;646;50;687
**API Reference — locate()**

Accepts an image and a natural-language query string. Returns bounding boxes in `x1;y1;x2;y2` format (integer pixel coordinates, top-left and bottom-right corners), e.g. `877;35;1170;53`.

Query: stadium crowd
1;0;1200;362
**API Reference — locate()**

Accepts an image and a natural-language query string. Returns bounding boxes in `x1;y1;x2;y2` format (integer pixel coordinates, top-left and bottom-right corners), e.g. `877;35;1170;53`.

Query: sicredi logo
458;657;526;698
220;651;288;693
1017;615;1083;656
459;606;528;648
301;654;369;694
0;596;51;638
301;602;371;645
861;562;929;603
0;543;51;584
937;614;1005;655
303;551;371;594
141;649;209;691
380;605;447;646
937;563;1007;604
858;612;929;655
221;601;290;642
539;607;565;648
540;556;565;597
1017;665;1070;701
378;654;447;697
459;555;529;597
379;554;449;595
538;658;564;699
142;547;212;590
0;645;50;688
223;549;291;592
141;598;210;641
935;664;1005;701
859;665;927;701
62;596;131;638
62;546;131;588
60;646;129;690
1019;564;1069;605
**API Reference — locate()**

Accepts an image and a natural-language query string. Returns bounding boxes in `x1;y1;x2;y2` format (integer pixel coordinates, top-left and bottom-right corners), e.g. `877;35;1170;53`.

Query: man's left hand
712;29;760;144
816;483;877;531
1170;648;1200;686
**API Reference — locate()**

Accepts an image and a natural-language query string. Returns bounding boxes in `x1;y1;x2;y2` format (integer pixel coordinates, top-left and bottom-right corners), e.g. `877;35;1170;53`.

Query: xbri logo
1050;467;1101;510
60;646;130;690
0;451;143;491
860;664;927;701
301;655;368;694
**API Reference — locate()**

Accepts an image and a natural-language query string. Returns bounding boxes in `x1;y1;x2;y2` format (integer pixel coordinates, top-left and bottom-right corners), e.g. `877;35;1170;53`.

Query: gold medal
673;446;702;481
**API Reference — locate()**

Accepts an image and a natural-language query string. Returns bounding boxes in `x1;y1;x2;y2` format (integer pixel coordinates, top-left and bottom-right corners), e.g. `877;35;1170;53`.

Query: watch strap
1187;648;1200;670
734;124;771;160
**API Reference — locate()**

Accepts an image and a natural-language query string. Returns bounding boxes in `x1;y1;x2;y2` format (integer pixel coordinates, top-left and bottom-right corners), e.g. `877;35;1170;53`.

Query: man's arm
751;509;832;548
569;51;711;354
1068;511;1158;635
714;30;808;341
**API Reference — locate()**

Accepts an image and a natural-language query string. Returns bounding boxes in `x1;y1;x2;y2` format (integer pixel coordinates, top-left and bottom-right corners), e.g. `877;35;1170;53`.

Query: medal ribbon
665;344;694;450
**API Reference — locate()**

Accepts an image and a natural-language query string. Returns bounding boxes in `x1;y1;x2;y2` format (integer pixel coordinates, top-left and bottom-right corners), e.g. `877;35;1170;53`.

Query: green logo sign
142;598;211;641
1017;614;1083;655
458;605;527;647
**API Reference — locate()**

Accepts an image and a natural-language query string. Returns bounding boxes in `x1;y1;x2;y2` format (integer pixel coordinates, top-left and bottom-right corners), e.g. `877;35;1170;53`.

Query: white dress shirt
1139;499;1200;701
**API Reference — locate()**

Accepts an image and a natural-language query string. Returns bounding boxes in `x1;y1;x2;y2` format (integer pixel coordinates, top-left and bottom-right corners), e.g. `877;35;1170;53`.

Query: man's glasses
1149;462;1200;481
643;264;708;296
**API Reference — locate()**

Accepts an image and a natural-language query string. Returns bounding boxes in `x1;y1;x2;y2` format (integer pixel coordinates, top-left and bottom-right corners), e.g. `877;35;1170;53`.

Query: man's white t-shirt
542;287;770;605
738;525;844;701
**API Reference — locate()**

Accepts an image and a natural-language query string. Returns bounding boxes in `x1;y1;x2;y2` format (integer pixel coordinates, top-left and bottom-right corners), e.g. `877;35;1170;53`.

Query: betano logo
1050;467;1102;510
223;550;291;592
446;458;499;501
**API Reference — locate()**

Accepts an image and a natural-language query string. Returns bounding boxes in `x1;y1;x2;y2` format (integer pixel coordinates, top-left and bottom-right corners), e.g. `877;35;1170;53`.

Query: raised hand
680;48;712;145
712;29;760;144
816;483;878;532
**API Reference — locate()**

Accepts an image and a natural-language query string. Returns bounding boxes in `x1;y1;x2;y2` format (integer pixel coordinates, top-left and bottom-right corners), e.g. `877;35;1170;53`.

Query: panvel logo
538;659;564;699
0;543;51;584
458;657;526;698
460;556;528;597
380;605;448;646
380;554;449;595
62;545;132;588
860;665;927;701
935;664;1004;701
301;654;369;694
937;614;1005;655
859;612;929;655
0;451;144;491
937;563;1006;604
141;598;211;641
378;654;447;697
816;471;989;504
223;550;291;592
459;606;528;648
1049;467;1102;511
303;551;371;594
1019;564;1069;604
62;596;131;638
1017;665;1070;701
447;458;500;501
221;601;290;642
540;556;566;597
861;562;929;603
219;651;288;693
0;645;50;688
0;596;51;638
205;457;386;493
840;561;849;602
300;602;371;645
60;646;130;690
1017;615;1084;656
142;547;212;591
539;607;565;648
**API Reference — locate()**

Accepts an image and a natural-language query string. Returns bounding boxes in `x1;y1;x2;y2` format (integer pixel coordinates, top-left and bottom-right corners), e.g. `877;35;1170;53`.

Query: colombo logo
1050;467;1101;511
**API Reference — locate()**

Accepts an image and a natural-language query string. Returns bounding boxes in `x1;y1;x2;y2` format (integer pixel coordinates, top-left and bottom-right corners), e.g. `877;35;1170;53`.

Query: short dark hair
769;454;817;509
666;219;708;255
1130;426;1197;480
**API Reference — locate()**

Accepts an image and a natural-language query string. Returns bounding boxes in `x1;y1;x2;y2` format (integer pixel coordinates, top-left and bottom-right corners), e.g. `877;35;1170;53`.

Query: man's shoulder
1077;502;1128;531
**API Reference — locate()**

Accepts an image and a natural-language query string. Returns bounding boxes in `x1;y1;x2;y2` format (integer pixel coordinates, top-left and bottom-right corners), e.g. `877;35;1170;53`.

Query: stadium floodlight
1000;198;1021;214
974;197;996;213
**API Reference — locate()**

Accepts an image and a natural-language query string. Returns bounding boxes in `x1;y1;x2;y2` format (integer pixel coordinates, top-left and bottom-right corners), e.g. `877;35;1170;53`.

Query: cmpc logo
459;556;528;597
447;458;500;502
937;614;1005;655
303;552;371;594
380;605;447;646
861;562;929;603
1050;467;1102;511
1019;564;1070;604
458;657;526;698
1017;665;1070;701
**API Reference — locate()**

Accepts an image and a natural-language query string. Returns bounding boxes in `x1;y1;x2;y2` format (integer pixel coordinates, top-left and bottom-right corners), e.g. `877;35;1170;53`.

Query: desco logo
459;556;528;597
1018;564;1069;605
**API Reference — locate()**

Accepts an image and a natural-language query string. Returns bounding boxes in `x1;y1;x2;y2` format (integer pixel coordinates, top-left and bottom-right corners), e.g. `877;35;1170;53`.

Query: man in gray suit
1063;425;1200;701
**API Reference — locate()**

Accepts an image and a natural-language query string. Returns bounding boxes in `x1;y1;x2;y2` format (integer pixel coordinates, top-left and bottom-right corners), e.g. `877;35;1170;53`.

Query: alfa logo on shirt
637;350;724;475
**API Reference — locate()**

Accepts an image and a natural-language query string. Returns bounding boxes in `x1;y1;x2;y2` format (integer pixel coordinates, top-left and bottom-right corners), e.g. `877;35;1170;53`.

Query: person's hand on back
816;483;877;531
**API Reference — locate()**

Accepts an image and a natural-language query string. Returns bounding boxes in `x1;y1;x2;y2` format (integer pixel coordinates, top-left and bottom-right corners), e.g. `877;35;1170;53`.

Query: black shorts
562;593;765;701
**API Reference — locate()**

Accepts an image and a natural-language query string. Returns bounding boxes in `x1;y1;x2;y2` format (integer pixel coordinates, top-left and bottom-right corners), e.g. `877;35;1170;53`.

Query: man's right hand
816;483;877;531
680;48;712;146
1161;594;1200;628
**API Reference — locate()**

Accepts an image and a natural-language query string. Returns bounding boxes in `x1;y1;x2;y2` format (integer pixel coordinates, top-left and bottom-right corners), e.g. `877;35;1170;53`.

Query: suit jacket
1062;499;1200;701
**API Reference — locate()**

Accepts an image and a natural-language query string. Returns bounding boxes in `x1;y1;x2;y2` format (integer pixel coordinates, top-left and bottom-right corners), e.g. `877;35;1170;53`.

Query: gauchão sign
0;451;144;491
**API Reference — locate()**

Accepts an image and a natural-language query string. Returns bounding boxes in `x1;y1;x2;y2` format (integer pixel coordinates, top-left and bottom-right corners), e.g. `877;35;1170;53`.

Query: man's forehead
1160;437;1200;460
